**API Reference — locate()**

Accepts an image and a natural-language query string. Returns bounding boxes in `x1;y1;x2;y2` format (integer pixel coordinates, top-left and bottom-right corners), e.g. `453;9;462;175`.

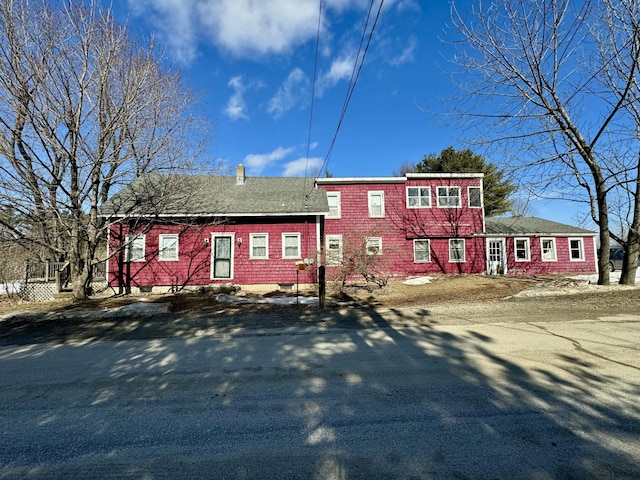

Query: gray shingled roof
101;174;328;217
484;217;596;236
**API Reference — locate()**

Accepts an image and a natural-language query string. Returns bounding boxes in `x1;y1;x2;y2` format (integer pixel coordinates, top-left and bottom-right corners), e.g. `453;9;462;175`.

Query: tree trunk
69;249;90;301
620;160;640;285
596;179;611;286
621;232;640;285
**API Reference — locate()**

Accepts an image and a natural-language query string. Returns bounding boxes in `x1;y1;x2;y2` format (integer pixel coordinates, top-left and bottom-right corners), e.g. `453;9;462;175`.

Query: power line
317;0;385;179
302;0;324;207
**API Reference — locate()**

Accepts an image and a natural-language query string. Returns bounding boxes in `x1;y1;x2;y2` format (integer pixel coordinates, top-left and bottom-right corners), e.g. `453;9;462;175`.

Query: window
282;233;301;259
326;235;343;266
159;234;179;261
250;233;269;259
366;237;382;255
514;238;530;262
211;234;233;279
437;187;461;207
468;187;482;208
449;238;465;262
125;235;145;262
541;237;557;261
407;187;431;208
570;238;584;261
368;191;385;217
414;239;430;262
326;192;341;219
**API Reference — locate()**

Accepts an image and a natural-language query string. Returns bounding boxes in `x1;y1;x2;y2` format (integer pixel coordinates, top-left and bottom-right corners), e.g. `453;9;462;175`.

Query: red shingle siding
320;177;486;278
108;217;319;289
504;235;597;275
107;174;598;290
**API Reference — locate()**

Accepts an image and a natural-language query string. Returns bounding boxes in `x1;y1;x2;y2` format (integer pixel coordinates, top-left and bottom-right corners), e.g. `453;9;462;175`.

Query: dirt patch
1;275;640;345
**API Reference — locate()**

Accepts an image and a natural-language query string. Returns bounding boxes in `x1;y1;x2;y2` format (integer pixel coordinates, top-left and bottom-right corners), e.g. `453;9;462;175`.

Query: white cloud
267;68;310;119
395;0;421;14
318;51;355;95
244;147;294;175
388;36;417;66
128;0;369;62
283;157;323;176
127;0;199;63
224;76;249;121
198;0;321;57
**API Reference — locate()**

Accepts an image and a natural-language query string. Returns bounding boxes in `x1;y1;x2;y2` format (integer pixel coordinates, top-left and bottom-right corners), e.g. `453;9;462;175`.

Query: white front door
487;238;506;275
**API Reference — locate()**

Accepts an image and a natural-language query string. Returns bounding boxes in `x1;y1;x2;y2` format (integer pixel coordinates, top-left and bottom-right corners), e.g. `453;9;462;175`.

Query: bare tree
449;0;640;285
0;0;210;299
328;226;393;293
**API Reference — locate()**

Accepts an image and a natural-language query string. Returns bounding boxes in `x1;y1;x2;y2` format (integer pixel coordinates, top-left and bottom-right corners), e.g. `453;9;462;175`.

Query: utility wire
301;0;324;208
317;0;384;179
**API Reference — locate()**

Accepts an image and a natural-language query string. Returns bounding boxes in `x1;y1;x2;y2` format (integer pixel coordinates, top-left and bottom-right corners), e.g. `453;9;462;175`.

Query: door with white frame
487;238;506;275
211;234;234;280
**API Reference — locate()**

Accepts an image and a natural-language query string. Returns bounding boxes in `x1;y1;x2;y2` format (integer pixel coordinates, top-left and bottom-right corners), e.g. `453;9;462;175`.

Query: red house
483;216;598;275
102;167;597;293
102;166;327;293
317;173;488;278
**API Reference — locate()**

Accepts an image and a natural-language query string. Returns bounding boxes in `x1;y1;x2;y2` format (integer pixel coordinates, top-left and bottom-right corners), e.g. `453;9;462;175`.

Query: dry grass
330;275;540;307
0;274;540;316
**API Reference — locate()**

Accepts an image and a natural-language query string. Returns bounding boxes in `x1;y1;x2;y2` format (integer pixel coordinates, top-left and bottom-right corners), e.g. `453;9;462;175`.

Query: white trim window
125;235;145;262
282;233;301;259
514;237;530;262
159;234;179;261
569;238;585;261
326;191;341;219
407;187;431;208
250;233;269;259
414;239;430;262
368;191;385;218
366;237;382;255
449;238;465;262
541;237;557;261
437;186;461;208
326;235;343;266
468;187;482;208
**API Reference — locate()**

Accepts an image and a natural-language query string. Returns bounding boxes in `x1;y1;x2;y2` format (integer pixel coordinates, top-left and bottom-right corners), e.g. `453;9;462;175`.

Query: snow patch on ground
510;270;640;298
110;302;172;316
403;276;432;286
215;294;320;306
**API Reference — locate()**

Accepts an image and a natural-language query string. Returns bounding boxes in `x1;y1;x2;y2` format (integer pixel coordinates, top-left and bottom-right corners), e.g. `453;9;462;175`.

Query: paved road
1;312;639;479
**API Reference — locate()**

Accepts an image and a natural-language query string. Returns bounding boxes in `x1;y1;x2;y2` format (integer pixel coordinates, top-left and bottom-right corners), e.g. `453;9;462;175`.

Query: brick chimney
236;164;245;185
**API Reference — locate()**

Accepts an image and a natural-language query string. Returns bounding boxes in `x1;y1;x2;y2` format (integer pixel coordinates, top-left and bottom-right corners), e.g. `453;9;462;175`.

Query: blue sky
110;0;463;175
105;0;582;225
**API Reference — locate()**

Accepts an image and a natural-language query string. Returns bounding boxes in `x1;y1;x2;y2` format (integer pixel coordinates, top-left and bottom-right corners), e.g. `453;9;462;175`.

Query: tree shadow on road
0;305;639;479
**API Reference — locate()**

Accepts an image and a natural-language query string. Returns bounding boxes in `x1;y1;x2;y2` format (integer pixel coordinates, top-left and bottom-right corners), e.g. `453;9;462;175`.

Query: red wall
320;178;486;278
107;176;597;291
504;236;597;275
108;217;320;289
